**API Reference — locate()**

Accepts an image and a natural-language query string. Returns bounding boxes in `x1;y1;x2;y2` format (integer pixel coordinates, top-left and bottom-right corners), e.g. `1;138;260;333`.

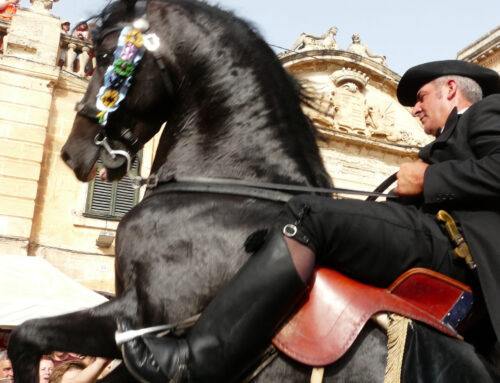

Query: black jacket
419;94;500;340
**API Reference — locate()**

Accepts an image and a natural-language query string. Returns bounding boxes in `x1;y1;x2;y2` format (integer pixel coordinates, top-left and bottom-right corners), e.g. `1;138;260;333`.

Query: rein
141;173;397;202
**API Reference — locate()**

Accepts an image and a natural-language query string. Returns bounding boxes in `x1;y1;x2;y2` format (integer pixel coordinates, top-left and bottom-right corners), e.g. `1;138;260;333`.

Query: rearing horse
8;1;389;381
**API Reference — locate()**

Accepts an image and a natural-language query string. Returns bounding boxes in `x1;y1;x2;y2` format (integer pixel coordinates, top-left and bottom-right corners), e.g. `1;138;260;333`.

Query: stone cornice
0;55;59;81
281;50;400;79
317;127;421;157
279;50;400;95
456;25;500;63
57;70;90;93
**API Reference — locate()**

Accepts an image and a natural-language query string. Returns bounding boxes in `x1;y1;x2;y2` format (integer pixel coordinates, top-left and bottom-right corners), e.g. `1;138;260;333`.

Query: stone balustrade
59;34;95;77
1;15;94;78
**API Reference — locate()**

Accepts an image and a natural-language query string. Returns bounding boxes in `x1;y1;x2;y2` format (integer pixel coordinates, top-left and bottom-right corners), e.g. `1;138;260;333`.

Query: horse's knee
8;321;42;357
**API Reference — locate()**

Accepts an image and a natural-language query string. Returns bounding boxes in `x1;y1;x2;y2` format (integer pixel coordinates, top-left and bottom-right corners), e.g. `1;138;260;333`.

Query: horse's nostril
61;150;71;165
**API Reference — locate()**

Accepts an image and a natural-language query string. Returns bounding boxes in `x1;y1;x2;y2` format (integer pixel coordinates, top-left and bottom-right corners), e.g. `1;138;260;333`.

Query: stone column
0;4;61;254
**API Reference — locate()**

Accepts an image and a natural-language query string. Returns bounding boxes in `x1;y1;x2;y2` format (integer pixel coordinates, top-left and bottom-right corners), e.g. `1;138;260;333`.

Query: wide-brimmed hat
397;60;500;106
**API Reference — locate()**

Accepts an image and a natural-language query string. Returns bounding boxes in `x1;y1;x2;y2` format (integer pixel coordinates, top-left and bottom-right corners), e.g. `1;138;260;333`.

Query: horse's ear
121;0;137;10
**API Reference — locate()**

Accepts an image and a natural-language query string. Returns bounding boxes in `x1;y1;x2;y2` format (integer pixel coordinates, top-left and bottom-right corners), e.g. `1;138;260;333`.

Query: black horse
8;1;390;381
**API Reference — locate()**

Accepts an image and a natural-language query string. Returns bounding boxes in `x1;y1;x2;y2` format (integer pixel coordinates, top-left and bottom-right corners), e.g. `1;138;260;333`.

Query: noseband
75;0;167;178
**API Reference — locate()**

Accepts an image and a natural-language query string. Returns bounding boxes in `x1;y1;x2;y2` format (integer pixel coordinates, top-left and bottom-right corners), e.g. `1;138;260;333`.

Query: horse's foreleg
8;293;136;383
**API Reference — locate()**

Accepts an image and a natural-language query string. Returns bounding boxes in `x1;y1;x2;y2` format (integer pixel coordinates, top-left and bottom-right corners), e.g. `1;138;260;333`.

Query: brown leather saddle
273;267;473;366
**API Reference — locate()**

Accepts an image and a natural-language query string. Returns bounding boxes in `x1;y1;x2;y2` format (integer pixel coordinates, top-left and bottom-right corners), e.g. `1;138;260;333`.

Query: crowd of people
0;349;119;383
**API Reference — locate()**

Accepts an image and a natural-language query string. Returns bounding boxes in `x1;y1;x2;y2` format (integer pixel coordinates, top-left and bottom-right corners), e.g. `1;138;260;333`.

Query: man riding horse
117;60;500;382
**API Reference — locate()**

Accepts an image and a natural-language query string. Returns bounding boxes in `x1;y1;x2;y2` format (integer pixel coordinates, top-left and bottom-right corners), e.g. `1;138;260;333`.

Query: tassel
384;314;411;383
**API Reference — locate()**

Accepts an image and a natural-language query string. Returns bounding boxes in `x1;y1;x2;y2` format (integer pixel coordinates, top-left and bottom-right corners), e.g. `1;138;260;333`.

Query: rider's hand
394;160;429;196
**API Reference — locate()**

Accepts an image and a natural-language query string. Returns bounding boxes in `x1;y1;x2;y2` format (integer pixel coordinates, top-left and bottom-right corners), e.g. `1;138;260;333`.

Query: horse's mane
92;0;332;188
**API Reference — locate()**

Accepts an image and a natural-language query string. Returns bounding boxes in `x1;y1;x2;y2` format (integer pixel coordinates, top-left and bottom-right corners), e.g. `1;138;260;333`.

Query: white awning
0;254;108;327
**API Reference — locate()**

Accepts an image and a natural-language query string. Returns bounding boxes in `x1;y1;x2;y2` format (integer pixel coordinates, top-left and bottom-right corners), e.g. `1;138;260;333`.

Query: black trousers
281;195;470;287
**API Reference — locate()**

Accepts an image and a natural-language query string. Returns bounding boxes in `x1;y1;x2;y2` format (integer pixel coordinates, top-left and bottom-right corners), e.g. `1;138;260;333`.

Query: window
84;155;141;220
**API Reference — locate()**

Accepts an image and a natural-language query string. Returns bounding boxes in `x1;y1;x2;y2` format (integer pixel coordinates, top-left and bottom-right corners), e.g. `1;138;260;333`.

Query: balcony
59;33;95;77
1;17;94;79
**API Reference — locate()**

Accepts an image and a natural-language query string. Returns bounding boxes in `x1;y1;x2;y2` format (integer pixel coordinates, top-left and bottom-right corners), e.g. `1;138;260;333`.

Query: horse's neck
150;2;331;187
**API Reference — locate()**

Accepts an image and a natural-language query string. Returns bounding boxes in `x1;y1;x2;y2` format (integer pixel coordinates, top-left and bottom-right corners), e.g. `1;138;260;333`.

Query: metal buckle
146;174;159;189
283;224;298;238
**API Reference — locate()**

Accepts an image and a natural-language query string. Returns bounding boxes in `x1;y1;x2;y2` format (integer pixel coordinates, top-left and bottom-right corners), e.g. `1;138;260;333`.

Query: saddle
273;267;473;366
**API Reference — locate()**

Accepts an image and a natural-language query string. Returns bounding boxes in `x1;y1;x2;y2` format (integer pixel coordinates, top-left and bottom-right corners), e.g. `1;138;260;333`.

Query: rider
117;60;500;382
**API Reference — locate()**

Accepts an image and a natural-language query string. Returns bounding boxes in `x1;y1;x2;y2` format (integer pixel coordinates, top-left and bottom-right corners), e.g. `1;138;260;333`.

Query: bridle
74;0;171;179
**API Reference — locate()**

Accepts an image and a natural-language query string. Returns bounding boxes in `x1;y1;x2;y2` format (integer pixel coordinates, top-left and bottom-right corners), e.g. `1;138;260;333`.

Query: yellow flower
101;89;119;108
125;29;144;48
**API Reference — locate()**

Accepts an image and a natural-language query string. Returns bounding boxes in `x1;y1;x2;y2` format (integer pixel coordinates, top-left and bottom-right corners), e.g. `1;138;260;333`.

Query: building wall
279;48;430;195
0;5;158;294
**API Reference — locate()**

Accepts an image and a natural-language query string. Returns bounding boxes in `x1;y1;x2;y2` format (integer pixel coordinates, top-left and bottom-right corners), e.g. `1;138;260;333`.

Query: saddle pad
273;267;471;366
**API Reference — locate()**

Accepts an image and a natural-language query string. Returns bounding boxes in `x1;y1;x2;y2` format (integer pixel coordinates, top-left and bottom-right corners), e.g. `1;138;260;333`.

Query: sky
19;0;500;75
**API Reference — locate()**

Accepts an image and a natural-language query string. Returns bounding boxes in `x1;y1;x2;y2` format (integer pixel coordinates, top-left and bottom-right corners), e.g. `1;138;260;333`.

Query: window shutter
85;155;141;220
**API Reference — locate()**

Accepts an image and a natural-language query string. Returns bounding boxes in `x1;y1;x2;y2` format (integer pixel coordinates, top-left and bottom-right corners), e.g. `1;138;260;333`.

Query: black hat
397;60;500;106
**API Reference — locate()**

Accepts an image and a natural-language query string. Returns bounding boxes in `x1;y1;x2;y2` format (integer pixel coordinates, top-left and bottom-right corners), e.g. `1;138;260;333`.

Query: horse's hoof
118;317;169;383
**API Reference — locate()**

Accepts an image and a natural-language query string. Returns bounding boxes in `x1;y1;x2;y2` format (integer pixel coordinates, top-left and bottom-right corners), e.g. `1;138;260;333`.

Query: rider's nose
412;103;421;117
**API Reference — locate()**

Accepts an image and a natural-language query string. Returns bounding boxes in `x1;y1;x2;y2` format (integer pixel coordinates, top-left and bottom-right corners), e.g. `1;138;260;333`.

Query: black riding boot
117;229;307;382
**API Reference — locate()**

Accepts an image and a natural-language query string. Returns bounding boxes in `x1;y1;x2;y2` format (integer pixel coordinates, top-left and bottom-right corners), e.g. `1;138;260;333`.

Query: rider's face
412;81;451;136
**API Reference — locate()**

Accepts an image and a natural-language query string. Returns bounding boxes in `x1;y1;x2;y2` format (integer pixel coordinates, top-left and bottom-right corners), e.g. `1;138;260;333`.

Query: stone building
0;3;498;295
281;30;431;194
0;1;158;294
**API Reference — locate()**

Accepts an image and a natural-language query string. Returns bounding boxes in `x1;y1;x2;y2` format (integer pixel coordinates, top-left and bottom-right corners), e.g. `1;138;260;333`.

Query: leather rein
141;173;397;203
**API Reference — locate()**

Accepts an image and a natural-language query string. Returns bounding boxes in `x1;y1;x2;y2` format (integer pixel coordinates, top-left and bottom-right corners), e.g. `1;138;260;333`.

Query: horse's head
61;0;172;182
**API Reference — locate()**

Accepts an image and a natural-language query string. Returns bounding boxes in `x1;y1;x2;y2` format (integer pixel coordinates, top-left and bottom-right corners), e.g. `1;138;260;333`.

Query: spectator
72;21;91;41
0;0;18;20
38;356;54;383
50;351;81;367
0;0;19;53
97;359;121;380
61;20;71;35
48;358;110;383
0;350;13;383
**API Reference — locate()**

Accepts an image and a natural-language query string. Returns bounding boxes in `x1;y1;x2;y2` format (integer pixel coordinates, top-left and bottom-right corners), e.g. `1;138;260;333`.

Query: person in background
38;356;54;383
0;0;18;20
50;351;81;367
48;358;110;383
61;20;71;35
0;0;19;53
72;21;91;41
0;351;13;383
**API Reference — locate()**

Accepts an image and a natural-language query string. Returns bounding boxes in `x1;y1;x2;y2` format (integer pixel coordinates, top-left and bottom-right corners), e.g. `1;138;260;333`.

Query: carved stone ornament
347;33;387;66
304;68;424;145
330;68;369;90
289;26;339;52
30;0;59;11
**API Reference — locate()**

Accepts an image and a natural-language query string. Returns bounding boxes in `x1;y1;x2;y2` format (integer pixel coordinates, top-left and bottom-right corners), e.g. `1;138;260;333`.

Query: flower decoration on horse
95;26;147;125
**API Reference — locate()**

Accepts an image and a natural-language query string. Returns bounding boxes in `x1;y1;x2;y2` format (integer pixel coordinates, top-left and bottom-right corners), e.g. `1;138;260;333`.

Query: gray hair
0;350;9;361
433;75;483;103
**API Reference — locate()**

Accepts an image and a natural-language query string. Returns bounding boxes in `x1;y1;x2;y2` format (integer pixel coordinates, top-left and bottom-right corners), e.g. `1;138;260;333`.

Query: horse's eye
97;52;113;66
